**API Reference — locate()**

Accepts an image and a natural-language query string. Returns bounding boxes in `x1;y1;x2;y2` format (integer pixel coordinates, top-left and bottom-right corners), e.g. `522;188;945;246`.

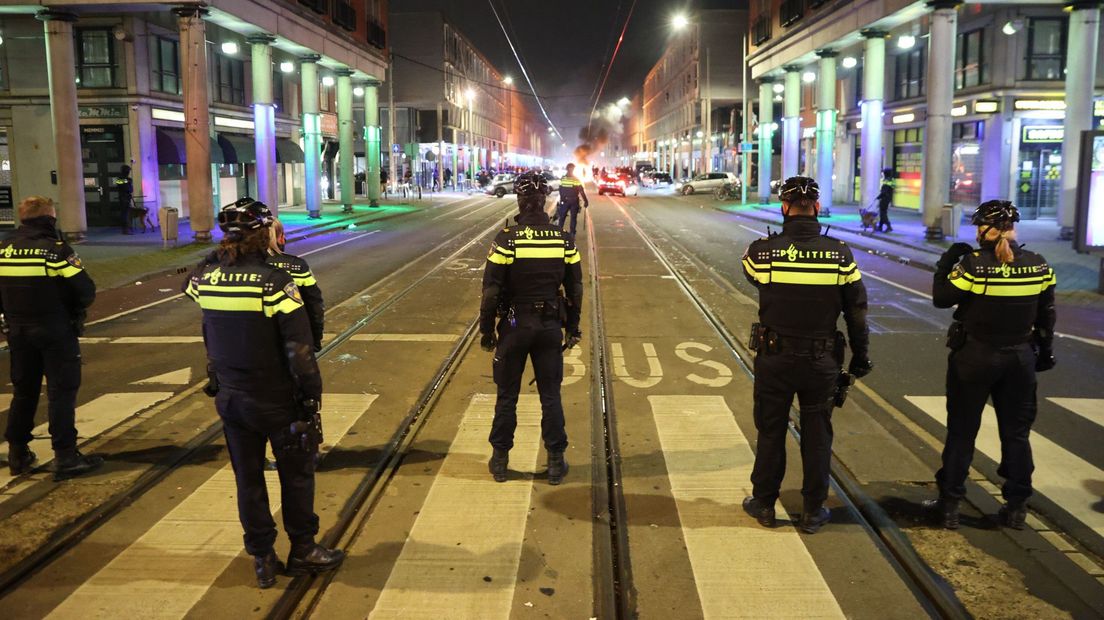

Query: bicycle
712;182;740;201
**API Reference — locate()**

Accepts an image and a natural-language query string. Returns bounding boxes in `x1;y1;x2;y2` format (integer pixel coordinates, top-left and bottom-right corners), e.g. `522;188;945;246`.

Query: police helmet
514;171;549;198
970;200;1019;229
778;176;820;201
218;197;273;234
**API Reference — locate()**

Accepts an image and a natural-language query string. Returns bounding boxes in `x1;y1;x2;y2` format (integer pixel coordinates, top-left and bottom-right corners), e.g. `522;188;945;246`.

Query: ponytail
980;226;1017;265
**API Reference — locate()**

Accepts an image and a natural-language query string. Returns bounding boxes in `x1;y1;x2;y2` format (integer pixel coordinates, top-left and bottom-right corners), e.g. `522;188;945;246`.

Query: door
80;125;126;227
1017;146;1062;220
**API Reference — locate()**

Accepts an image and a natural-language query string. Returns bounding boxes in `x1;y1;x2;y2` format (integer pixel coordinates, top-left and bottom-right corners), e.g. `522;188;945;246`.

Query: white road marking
1047;398;1104;428
0;392;174;490
429;196;493;221
299;230;379;257
675;342;733;387
649;395;845;618
110;336;205;344
906;396;1104;538
0;393;10;412
130;367;192;385
457;198;509;220
563;347;586;385
611;342;663;388
348;333;460;343
45;393;377;620
360;394;542;620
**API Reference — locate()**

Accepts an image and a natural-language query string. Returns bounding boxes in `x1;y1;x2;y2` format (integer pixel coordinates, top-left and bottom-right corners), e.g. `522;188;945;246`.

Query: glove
480;332;497;352
564;330;582;350
848;357;874;379
1035;347;1056;372
936;242;973;273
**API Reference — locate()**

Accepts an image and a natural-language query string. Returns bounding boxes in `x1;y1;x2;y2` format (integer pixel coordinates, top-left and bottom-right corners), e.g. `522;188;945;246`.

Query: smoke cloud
574;103;630;165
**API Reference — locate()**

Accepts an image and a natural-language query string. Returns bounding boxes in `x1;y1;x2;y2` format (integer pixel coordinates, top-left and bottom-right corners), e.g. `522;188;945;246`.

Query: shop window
216;54;245;105
955;28;986;90
892;128;924;209
951;122;983;205
853;63;863;107
894;47;924;100
1025;18;1067;80
152;36;180;95
76;28;116;88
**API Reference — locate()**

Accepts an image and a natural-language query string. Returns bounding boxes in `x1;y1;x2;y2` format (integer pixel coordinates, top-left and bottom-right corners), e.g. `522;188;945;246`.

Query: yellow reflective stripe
47;265;83;278
184;281;199;300
264;296;302;316
515;239;565;245
488;253;513;265
198;285;265;294
742;257;771;284
0;258;48;264
949;275;975;292
565;252;581;265
515;247;565;259
775;261;840;271
495;247;515;255
770;271;841;285
198;296;264;312
838;263;861;284
981;283;1052;296
742;258;770;271
0;265;47;276
292;272;317;287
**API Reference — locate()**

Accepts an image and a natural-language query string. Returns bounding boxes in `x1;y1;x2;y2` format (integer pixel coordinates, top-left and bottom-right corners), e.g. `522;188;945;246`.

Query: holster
748;323;765;352
946;321;967;351
285;398;323;454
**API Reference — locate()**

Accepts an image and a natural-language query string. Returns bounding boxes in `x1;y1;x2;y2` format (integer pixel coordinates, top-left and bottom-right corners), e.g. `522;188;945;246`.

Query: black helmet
514;171;549;197
970;200;1019;229
218;197;273;234
779;175;820;201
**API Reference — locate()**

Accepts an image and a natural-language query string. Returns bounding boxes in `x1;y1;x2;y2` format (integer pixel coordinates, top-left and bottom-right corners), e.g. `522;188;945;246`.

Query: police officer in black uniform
1;196;102;480
115;165;134;235
268;217;325;351
740;176;872;533
555;163;589;237
925;200;1056;530
480;171;583;485
183;198;343;588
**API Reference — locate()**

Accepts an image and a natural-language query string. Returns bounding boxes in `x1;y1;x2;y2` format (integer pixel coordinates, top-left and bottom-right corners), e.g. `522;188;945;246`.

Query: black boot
254;551;284;589
799;506;831;534
8;444;37;476
922;497;960;530
488;448;509;483
285;542;345;576
547;452;568;486
742;496;776;528
54;450;103;481
998;502;1028;530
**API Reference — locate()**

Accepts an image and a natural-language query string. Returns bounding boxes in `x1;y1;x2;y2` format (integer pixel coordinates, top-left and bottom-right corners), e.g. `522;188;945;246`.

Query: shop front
891;127;923;210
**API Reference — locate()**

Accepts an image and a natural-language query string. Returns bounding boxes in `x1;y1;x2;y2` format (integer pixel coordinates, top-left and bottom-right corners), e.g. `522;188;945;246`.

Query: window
1025;18;1067;80
152;37;180;95
894;47;924;100
955;28;985;90
76;29;116;88
216;54;245;105
272;70;285;112
854;62;864;106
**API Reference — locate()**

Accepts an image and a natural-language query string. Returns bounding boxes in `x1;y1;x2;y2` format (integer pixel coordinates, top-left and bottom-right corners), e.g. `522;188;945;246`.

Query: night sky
394;0;734;152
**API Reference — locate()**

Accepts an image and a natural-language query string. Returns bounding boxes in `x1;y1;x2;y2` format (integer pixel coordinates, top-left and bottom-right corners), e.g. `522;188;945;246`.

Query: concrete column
758;79;775;203
860;30;887;214
387;57;397;193
436;102;444;190
782;66;802;180
336;69;354;213
1058;2;1101;238
249;34;278;214
37;11;86;241
816;50;838;216
174;6;213;240
921;2;961;240
300;55;322;218
363;80;381;207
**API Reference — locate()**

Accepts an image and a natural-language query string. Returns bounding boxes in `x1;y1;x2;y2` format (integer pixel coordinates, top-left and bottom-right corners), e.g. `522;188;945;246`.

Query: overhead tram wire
486;0;565;143
390;52;590;99
585;0;638;138
585;0;626;117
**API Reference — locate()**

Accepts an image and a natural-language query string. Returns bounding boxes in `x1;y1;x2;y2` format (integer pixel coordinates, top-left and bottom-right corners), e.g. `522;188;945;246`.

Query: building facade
640;7;750;180
748;0;1103;235
0;0;389;239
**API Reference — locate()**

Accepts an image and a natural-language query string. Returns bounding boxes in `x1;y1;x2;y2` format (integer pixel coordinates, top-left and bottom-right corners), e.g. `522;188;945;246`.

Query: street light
773;83;784;94
353;86;365;97
321;75;335;87
672;13;689;30
465;87;476;102
897;34;916;49
279;61;295;73
802;71;816;83
1002;20;1023;36
503;75;513;85
617;97;631;107
841;56;858;69
220;41;239;55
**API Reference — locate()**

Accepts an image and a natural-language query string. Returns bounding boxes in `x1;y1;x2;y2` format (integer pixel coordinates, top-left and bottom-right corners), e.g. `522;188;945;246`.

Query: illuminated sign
152;108;186;122
1096;100;1104;117
891;113;915;124
1014;99;1066;111
974;100;999;114
951;105;968;117
214;116;255;130
1022;126;1064;143
802;127;816;139
1074;131;1104;253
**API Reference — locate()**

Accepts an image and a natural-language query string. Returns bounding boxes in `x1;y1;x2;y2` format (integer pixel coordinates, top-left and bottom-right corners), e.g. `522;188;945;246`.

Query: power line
586;0;639;138
390;52;591;100
486;0;564;143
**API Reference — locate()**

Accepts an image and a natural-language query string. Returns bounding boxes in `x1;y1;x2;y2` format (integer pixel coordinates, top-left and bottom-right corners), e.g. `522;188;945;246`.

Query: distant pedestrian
444;167;453;189
555;163;589;237
876;168;894;233
116;165;134;235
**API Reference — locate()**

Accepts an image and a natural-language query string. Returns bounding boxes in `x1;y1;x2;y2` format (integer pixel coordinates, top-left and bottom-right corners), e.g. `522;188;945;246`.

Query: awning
155;128;225;165
217;133;255;164
275;138;305;163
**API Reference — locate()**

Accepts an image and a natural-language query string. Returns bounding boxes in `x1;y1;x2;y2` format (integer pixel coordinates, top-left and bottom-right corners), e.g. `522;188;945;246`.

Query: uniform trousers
750;349;838;510
5;322;81;453
555;202;581;236
216;387;319;556
936;340;1037;504
489;313;568;453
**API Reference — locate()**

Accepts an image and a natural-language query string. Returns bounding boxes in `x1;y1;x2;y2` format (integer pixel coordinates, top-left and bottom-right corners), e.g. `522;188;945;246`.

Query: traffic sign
392;143;401;154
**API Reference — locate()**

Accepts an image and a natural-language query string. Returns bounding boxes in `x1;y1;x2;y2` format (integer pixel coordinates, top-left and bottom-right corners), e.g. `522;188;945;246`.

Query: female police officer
927;200;1056;530
183;198;343;588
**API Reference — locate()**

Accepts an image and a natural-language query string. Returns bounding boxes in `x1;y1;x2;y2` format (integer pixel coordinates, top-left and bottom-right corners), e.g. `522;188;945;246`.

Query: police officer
268;217;325;352
555;163;589;236
740;176;872;533
1;196;101;480
876;167;894;233
925;200;1056;530
183;198;343;588
116;165;134;235
480;171;583;485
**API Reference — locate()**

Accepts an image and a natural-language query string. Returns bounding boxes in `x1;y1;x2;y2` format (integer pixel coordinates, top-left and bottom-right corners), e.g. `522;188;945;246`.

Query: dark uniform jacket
480;210;583;334
558;175;586;206
266;251;325;350
742;216;869;357
0;217;96;326
115;176;133;206
183;253;321;401
934;245;1056;347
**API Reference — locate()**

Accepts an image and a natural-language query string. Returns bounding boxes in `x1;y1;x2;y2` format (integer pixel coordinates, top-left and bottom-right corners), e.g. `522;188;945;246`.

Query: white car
486;173;517;197
677;172;740;195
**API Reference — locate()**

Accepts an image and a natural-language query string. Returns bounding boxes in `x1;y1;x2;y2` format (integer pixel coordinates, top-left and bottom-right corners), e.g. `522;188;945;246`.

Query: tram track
0;197;517;598
610;197;970;620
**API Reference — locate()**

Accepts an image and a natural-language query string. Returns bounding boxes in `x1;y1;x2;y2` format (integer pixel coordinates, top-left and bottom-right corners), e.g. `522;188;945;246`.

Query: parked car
540;171;561;194
642;171;673;187
676;172;739;195
486;173;516;197
597;173;639;197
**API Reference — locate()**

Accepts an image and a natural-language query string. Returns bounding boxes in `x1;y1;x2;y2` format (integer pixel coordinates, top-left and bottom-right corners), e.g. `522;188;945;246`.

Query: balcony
752;14;771;45
780;0;804;27
298;0;327;15
332;0;356;32
368;19;387;50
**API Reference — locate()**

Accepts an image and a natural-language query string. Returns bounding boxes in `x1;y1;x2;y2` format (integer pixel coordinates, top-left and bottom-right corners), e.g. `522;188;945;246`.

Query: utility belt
749;323;843;359
498;299;565;327
946;321;1031;351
